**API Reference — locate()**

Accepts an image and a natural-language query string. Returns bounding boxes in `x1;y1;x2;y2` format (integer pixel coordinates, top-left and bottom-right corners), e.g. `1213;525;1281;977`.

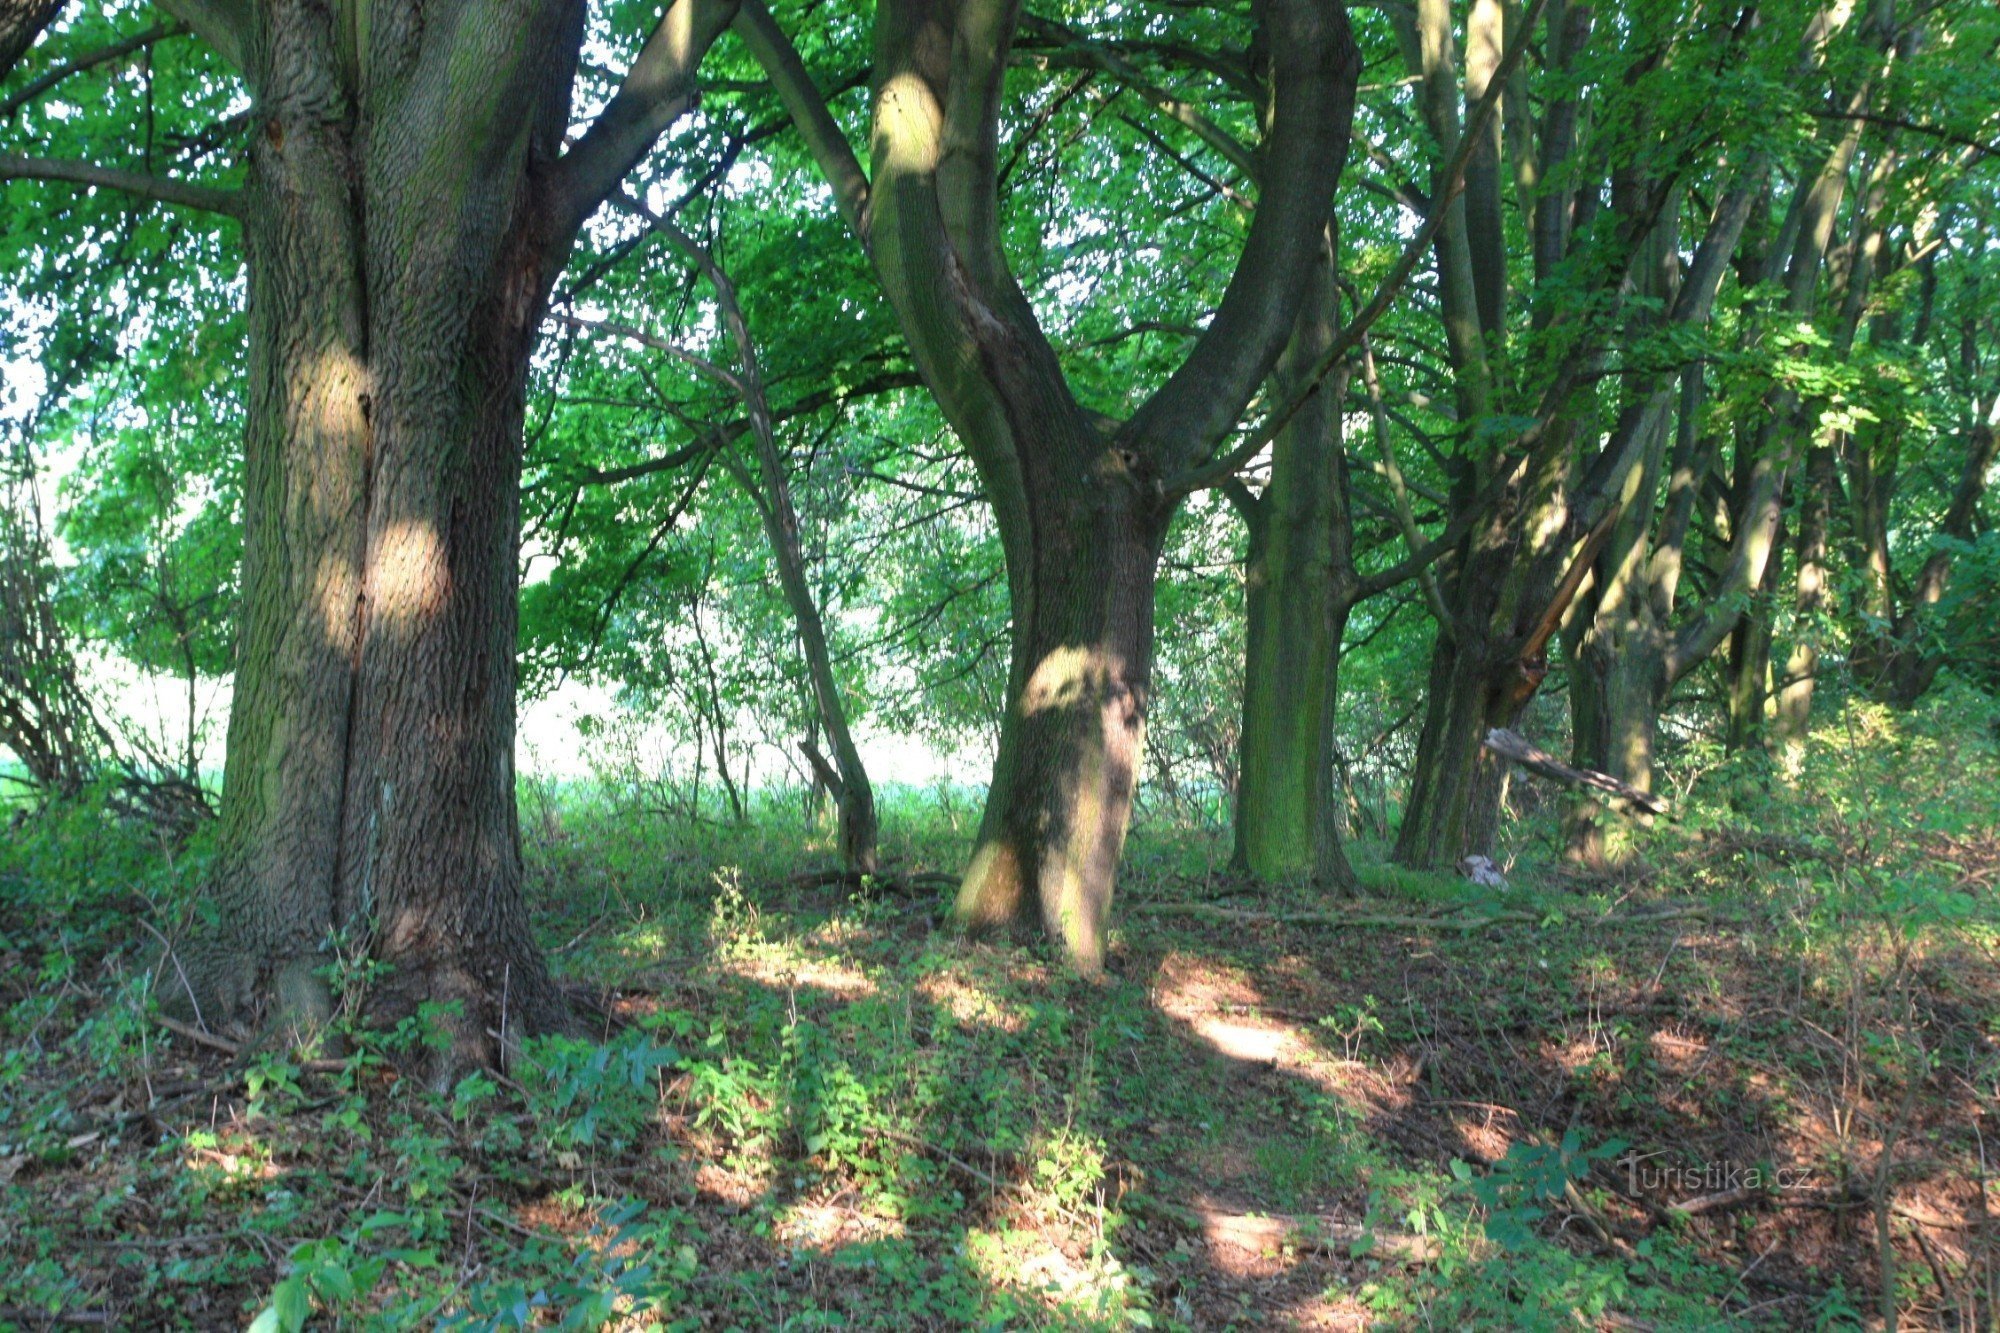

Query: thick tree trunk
744;0;1356;972
1566;629;1665;867
1231;234;1360;891
1726;592;1776;754
153;0;730;1073
165;94;569;1070
1726;467;1784;755
956;471;1163;976
1391;599;1518;870
1234;558;1358;888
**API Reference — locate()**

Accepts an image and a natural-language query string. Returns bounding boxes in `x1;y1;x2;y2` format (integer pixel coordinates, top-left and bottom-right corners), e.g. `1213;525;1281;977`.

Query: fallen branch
153;1012;241;1054
1132;901;1534;931
1483;728;1671;817
153;1013;348;1073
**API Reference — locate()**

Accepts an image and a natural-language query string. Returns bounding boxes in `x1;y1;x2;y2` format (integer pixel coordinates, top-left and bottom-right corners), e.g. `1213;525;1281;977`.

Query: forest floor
2;697;1999;1330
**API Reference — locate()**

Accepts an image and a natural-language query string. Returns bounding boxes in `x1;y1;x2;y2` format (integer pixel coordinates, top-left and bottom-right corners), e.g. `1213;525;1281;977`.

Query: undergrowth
0;693;1996;1329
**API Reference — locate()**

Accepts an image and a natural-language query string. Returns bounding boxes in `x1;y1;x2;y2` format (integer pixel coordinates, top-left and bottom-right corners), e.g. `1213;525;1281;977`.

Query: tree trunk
153;0;731;1074
0;0;63;83
1231;233;1360;892
167;83;569;1070
1566;628;1666;868
1391;589;1518;871
1773;446;1834;775
956;464;1164;976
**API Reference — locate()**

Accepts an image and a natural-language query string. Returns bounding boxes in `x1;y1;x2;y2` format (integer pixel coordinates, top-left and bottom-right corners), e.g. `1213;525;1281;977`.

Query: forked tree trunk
1565;358;1785;866
741;0;1358;972
154;0;730;1074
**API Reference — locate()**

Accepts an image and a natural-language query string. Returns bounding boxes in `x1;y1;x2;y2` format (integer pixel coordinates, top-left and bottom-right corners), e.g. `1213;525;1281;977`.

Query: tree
1382;0;1874;868
561;198;883;873
4;0;743;1071
738;0;1359;971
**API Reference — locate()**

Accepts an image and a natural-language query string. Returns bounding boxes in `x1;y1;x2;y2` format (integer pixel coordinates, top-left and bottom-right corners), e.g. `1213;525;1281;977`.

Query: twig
136;916;206;1033
152;1013;349;1073
154;1012;239;1054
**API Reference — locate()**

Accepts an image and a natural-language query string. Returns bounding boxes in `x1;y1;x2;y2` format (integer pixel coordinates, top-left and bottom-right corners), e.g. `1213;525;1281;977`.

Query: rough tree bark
0;0;63;82
741;0;1359;972
2;0;740;1073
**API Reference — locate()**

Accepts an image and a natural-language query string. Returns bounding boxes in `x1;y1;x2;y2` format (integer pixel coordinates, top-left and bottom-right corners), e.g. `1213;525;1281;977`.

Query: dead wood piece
1671;1185;1762;1215
1483;727;1670;817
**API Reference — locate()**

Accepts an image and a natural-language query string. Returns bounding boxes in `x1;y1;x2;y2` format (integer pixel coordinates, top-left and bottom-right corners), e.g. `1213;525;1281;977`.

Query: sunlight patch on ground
180;1135;280;1185
962;1224;1139;1315
771;1196;907;1252
916;971;1026;1031
1149;950;1391;1110
1193;1201;1307;1277
718;948;880;999
692;1161;768;1209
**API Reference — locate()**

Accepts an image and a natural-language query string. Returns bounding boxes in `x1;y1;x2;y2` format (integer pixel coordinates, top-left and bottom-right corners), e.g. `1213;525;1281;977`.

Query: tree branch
1119;0;1362;473
0;152;240;216
1160;0;1545;498
2;20;183;119
153;0;247;75
1483;727;1669;816
1018;14;1258;179
1806;106;1997;161
552;0;739;245
552;312;747;397
731;0;870;241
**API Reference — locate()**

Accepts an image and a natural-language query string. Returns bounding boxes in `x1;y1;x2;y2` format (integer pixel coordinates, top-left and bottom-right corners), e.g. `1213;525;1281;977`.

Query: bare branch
553;0;739;244
0;152;240;216
731;0;870;240
2;20;183;119
552;312;746;397
1159;0;1547;500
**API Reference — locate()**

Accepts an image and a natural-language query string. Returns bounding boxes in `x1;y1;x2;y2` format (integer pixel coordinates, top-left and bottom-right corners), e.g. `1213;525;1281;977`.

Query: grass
1;692;1998;1329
